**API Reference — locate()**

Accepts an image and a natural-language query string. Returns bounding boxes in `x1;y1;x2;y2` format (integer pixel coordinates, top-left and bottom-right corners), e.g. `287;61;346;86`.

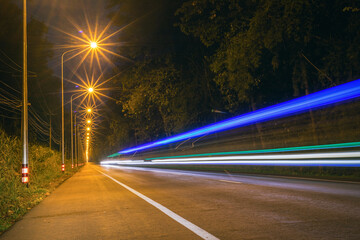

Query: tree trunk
251;97;265;149
303;76;319;144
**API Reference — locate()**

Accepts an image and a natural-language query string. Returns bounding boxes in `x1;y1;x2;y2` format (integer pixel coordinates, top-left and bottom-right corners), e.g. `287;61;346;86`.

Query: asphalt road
1;163;360;240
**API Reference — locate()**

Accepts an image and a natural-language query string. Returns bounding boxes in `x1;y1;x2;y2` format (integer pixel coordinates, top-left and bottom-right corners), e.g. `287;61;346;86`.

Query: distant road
2;163;360;239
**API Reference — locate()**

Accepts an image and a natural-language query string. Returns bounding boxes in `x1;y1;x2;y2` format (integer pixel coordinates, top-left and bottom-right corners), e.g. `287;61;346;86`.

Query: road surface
1;163;360;239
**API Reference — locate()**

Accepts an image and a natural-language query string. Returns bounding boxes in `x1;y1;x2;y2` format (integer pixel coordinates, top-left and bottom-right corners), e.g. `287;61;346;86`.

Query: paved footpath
0;164;202;240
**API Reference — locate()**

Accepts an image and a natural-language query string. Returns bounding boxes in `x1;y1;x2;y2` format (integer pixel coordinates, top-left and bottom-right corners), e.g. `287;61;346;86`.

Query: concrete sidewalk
0;163;198;240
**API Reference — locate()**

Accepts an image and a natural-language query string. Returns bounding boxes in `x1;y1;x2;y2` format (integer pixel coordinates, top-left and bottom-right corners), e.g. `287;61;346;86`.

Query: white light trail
151;151;360;162
101;160;360;166
100;151;360;167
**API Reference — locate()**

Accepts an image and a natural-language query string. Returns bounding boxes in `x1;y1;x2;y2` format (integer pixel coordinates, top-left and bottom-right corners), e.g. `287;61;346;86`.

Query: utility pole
21;0;29;185
61;52;64;172
49;116;51;149
48;112;55;149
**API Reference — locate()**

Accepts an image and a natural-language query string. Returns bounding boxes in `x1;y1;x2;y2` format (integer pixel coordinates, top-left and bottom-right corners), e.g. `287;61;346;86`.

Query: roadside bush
0;129;77;233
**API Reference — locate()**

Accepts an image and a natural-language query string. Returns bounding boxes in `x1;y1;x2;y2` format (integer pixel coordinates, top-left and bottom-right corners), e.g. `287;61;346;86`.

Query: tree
176;0;360;147
177;0;360;108
100;0;221;154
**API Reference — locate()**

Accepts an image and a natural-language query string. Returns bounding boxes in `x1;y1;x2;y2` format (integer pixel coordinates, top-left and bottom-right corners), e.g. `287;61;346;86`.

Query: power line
0;49;36;74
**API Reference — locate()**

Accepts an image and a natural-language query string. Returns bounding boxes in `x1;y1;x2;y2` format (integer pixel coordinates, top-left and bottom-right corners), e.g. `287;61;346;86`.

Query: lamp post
61;49;76;172
74;113;77;167
71;87;93;169
70;93;77;169
61;42;97;171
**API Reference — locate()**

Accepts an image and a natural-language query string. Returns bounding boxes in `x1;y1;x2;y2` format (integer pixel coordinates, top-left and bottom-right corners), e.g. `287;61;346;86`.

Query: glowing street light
87;127;91;131
90;41;97;49
87;119;91;124
87;108;92;113
88;87;94;93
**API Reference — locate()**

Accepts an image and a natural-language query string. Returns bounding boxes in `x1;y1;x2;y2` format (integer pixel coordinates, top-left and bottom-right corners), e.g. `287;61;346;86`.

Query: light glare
90;42;97;49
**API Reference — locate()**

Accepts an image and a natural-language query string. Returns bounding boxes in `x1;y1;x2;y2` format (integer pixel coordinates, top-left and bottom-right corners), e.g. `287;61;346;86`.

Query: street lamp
70;93;81;169
60;41;98;172
90;41;97;49
61;49;77;172
87;108;92;113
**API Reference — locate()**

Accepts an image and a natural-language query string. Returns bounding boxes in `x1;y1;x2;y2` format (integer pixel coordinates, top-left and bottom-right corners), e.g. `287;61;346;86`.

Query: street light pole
21;0;29;185
60;43;97;171
61;49;76;172
49;115;52;149
74;113;77;167
70;94;74;168
76;120;80;167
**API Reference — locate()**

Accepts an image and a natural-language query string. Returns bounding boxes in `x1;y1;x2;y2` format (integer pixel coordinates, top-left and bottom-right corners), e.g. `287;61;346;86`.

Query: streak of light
150;151;360;162
145;141;360;160
101;160;144;165
101;151;360;167
101;159;360;167
112;78;360;156
219;180;242;184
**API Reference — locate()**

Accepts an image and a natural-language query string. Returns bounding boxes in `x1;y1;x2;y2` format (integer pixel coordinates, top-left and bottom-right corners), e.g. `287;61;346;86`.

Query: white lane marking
97;169;220;240
219;180;242;184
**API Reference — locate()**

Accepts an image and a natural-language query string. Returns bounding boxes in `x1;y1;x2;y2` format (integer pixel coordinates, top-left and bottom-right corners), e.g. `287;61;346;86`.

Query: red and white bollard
22;164;29;184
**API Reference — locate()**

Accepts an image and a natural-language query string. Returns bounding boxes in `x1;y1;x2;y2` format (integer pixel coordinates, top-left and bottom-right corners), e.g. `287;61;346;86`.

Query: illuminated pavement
2;163;360;239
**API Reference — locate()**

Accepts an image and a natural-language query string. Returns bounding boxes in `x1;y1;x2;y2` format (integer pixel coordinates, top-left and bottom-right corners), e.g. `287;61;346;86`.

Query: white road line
219;180;242;184
97;169;220;240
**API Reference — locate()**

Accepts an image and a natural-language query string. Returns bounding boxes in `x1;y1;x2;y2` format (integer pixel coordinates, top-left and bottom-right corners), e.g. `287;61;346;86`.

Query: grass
0;129;80;234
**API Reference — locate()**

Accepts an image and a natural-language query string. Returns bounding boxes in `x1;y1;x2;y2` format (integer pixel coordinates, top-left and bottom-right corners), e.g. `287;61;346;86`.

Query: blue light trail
110;79;360;156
